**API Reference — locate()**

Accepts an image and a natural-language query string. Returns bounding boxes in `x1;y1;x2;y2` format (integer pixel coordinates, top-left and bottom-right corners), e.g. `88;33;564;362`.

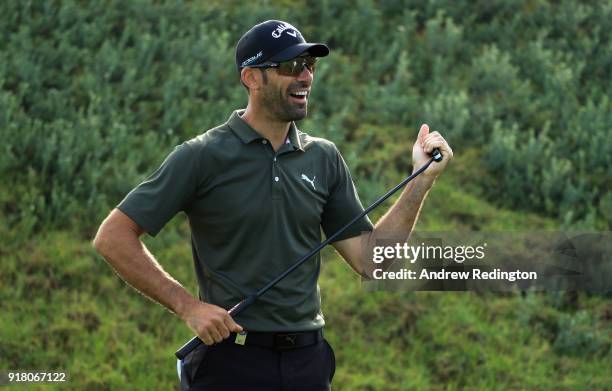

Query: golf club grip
175;296;256;360
176;336;202;360
432;148;443;162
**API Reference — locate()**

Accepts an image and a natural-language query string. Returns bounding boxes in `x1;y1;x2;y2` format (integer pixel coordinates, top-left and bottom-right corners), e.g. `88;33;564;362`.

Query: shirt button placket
272;154;281;200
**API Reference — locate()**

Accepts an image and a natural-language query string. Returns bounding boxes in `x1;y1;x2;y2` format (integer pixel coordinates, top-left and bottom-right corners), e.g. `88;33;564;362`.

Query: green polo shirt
118;109;373;332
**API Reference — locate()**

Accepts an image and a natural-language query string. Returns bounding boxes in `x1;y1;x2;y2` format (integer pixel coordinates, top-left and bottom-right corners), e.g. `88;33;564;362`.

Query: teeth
293;91;308;96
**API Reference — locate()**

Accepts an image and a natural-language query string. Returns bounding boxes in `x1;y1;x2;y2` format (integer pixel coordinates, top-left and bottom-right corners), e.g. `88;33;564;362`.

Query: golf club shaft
176;149;442;359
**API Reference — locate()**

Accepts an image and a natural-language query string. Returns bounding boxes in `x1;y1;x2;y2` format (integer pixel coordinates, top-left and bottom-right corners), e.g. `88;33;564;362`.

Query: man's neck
241;105;290;151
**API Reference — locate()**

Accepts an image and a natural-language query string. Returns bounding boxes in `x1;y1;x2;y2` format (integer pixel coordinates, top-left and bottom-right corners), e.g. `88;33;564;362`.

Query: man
93;20;452;390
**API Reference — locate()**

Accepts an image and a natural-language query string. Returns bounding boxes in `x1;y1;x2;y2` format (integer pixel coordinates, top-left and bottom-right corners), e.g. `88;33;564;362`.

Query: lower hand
180;300;243;345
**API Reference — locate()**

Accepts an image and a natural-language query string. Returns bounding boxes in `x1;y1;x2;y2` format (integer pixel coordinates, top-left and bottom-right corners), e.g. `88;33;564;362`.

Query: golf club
175;148;443;360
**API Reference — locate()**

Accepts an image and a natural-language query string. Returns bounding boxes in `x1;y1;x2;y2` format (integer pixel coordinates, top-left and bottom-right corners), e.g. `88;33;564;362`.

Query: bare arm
332;124;453;278
92;208;242;344
333;174;434;278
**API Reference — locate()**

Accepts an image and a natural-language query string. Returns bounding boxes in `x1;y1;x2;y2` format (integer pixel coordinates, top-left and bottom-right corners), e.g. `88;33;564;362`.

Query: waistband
224;329;323;351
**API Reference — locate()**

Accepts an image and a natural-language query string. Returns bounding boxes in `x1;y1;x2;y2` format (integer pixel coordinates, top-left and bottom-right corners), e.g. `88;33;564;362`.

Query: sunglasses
248;56;318;76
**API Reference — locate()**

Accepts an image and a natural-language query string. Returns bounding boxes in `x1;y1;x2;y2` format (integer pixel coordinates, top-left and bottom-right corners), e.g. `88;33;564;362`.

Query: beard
260;82;308;122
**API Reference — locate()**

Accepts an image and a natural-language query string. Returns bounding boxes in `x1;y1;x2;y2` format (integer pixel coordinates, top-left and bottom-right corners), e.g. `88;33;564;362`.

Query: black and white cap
235;20;329;72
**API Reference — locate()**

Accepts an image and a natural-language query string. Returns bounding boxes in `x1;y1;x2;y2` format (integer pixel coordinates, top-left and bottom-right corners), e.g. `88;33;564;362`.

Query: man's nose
296;65;313;83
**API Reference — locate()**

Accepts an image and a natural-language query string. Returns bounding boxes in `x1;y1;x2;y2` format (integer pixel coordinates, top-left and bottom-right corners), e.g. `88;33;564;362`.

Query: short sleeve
117;143;197;236
321;145;374;241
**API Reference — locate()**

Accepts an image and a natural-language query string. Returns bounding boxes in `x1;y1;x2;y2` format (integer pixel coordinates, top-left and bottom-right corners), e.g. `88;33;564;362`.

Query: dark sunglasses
248;56;318;76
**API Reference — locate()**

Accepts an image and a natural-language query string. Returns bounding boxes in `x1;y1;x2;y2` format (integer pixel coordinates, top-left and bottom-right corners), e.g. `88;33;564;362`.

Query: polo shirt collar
227;109;304;152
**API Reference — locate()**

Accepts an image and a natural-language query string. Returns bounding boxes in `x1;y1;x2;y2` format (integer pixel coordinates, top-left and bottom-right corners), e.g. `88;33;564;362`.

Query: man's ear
241;67;260;91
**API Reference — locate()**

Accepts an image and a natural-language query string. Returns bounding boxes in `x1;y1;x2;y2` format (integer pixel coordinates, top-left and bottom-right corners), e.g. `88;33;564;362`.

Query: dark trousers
180;337;336;390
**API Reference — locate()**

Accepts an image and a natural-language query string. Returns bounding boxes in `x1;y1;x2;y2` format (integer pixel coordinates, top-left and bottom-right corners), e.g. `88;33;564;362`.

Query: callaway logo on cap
235;20;329;72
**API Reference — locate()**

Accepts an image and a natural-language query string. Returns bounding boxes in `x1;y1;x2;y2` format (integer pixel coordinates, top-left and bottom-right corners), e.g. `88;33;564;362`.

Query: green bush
553;311;611;357
1;0;610;239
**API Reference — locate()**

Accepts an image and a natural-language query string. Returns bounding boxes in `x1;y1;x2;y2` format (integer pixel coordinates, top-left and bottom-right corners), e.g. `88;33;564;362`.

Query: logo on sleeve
301;174;316;190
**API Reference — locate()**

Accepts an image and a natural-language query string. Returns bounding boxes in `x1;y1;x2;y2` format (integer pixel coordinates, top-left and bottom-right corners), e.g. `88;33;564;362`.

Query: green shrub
1;0;610;239
553;311;611;357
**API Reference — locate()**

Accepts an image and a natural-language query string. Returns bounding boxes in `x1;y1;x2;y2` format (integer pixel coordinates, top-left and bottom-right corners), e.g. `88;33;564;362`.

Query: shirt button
273;157;277;162
274;176;279;182
262;140;268;144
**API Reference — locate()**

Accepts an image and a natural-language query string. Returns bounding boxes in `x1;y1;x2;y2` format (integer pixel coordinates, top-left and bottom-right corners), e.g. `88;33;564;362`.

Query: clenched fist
179;300;243;345
412;123;453;177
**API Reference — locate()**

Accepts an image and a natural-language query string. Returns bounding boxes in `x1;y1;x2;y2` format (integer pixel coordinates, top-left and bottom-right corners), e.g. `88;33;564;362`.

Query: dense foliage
1;0;610;238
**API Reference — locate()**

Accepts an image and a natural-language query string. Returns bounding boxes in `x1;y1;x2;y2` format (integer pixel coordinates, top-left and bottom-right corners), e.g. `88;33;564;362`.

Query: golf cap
235;20;329;72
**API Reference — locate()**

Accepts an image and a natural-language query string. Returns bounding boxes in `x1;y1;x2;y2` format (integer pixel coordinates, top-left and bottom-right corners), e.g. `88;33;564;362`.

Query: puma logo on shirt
301;174;316;190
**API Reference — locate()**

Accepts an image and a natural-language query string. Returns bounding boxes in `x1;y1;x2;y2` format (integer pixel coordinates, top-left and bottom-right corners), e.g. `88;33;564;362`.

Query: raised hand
412;123;453;177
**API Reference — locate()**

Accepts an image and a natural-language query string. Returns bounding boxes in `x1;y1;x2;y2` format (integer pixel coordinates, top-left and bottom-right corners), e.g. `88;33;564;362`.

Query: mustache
287;82;310;92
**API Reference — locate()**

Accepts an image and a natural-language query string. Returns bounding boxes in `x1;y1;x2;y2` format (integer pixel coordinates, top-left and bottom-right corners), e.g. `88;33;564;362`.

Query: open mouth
288;90;308;103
